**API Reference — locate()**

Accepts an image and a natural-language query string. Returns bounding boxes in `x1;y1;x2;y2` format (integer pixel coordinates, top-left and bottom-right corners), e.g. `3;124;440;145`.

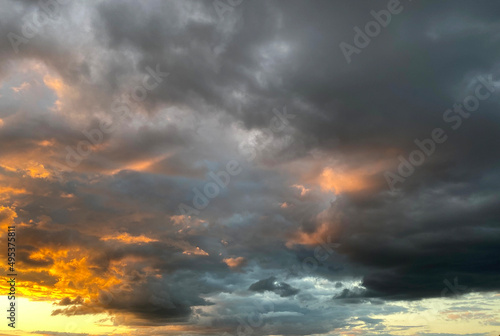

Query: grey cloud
56;296;84;306
1;0;499;334
249;276;300;297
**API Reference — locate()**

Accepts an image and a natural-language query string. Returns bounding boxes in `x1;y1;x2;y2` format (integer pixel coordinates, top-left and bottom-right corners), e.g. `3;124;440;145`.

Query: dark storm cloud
249;276;300;297
309;178;499;301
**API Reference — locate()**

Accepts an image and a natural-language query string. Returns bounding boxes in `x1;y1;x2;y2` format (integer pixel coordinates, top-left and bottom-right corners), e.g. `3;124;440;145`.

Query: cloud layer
0;0;499;335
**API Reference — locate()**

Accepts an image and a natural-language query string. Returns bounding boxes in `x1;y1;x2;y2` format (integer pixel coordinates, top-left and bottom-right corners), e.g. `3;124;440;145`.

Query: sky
0;0;499;335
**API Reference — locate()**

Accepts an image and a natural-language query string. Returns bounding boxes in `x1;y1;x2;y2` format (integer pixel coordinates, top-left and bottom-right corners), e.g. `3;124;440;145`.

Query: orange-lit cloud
283;153;393;197
37;139;55;147
286;221;336;248
280;202;291;208
0;247;121;303
0;206;17;232
223;257;247;268
43;75;69;112
0;186;29;197
0;162;51;179
101;233;159;244
183;246;209;256
318;167;368;193
12;81;31;93
25;162;51;179
42;70;79;114
292;184;310;196
108;153;171;175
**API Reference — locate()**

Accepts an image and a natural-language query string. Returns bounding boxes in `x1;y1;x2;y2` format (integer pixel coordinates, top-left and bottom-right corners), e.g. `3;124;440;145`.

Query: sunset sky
1;0;500;335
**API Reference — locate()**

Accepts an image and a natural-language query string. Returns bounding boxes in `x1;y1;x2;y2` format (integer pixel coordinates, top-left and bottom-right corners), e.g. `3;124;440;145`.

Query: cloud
55;296;85;306
249;276;300;297
0;0;499;334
